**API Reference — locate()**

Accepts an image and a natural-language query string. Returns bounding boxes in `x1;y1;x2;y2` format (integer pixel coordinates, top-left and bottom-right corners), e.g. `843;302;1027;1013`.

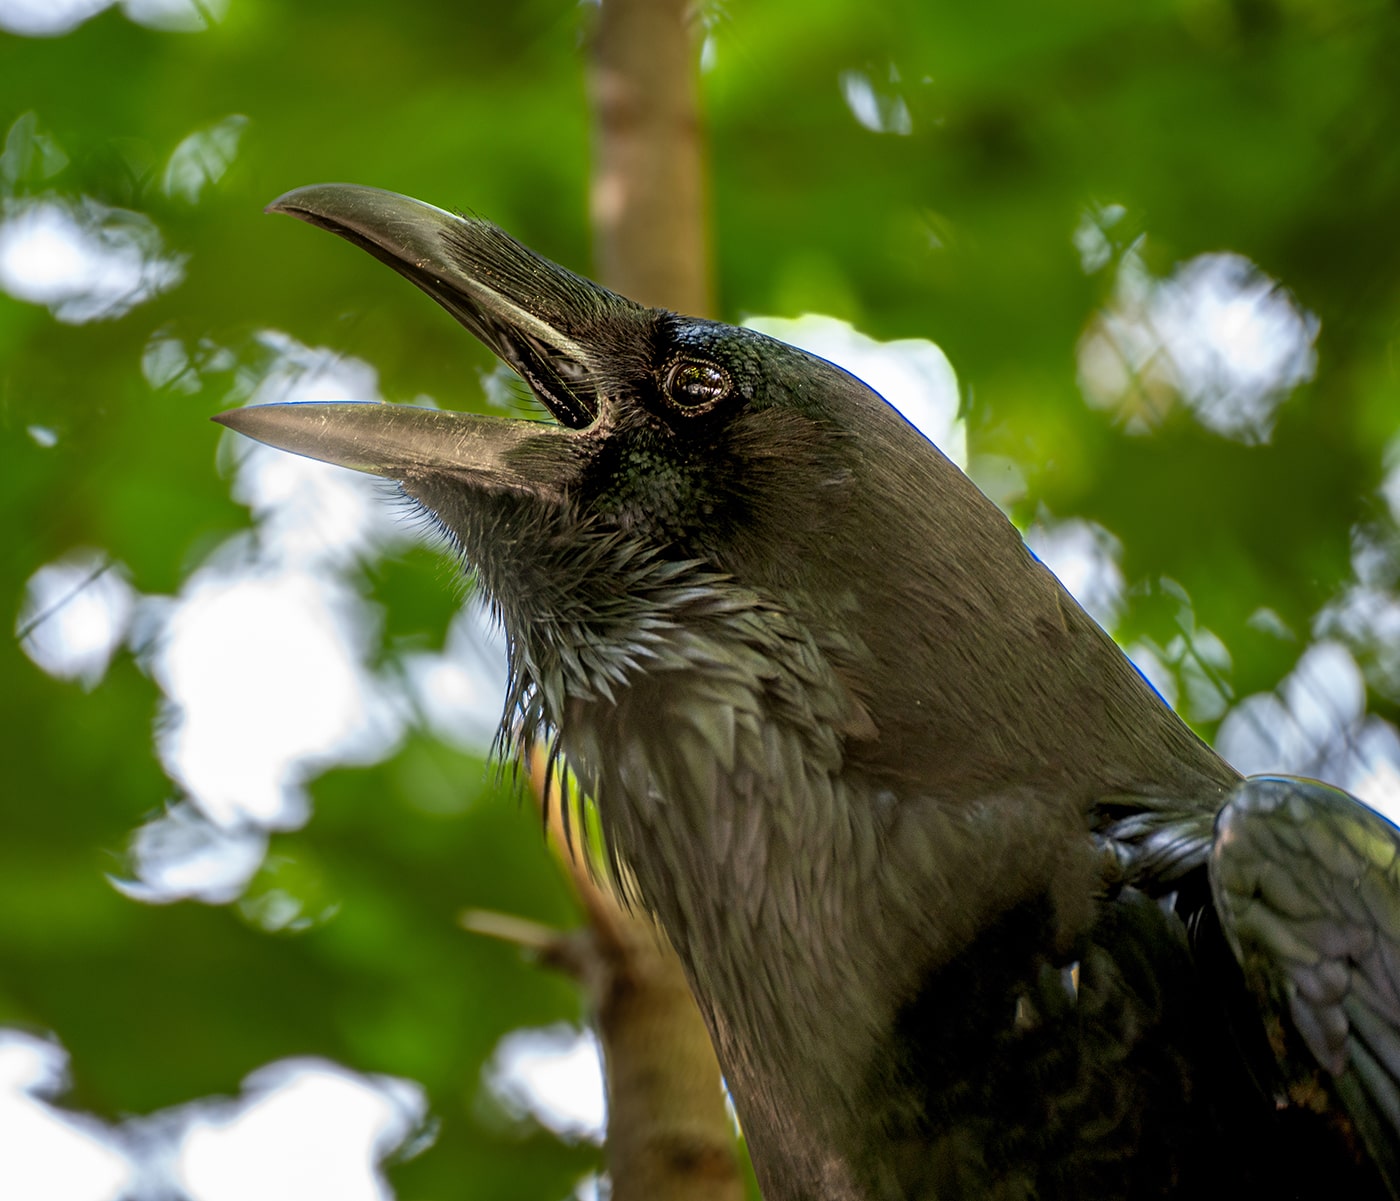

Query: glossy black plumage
217;185;1400;1199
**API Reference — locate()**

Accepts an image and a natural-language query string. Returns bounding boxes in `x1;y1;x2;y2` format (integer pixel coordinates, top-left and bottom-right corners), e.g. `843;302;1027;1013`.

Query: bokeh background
4;1;1400;1198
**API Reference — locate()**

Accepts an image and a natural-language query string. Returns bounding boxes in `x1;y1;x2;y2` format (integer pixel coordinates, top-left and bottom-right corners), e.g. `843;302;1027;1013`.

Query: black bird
217;184;1400;1200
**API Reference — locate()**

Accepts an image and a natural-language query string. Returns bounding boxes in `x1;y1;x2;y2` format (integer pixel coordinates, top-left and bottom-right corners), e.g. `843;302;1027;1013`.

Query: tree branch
589;0;713;315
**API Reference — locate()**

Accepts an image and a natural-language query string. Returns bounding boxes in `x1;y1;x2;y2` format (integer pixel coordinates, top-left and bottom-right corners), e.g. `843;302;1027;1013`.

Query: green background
3;1;1399;1197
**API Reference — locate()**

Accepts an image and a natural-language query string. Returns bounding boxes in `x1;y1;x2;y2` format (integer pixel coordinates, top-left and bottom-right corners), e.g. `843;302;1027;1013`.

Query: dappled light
1072;204;1129;276
144;552;402;830
1280;452;1400;820
224;338;411;563
1316;447;1400;705
1025;517;1125;631
0;111;68;186
398;601;509;757
164;115;248;205
1123;579;1235;723
1218;641;1400;824
112;800;269;905
744;314;964;467
1078;247;1318;443
5;3;1400;1197
0;197;185;322
0;0;107;36
0;1032;428;1201
142;329;238;395
129;337;414;884
13;331;518;904
234;849;343;934
571;1175;611;1201
10;325;525;909
0;1032;132;1201
1386;443;1400;524
840;68;913;136
1321;579;1400;708
482;1025;606;1145
0;0;226;35
0;108;242;326
169;1060;428;1201
17;551;135;690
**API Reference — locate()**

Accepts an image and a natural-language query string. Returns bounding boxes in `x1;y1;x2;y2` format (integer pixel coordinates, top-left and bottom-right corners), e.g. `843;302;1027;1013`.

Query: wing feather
1211;775;1400;1192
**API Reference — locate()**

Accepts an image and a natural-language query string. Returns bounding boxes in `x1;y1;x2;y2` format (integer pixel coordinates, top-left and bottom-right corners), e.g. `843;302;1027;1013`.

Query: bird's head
218;184;1199;803
229;183;957;553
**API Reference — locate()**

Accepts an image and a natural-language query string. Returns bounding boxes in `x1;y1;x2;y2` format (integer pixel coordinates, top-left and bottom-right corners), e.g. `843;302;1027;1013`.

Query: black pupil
670;361;727;407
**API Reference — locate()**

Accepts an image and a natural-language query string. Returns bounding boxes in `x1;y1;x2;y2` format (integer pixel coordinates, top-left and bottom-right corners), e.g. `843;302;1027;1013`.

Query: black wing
1210;775;1400;1194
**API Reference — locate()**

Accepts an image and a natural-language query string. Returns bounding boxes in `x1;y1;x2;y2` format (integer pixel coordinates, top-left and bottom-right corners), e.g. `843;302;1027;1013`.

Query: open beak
212;399;569;499
214;183;635;483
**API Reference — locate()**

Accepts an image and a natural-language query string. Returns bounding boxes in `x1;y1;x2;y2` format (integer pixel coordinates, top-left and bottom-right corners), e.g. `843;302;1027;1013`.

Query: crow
217;184;1400;1200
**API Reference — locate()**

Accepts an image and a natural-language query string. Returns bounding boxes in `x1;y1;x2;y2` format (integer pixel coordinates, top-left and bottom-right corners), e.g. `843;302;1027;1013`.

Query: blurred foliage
3;0;1400;1197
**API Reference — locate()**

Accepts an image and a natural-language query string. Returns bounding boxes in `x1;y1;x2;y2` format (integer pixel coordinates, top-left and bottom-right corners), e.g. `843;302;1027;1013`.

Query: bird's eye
663;358;731;413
